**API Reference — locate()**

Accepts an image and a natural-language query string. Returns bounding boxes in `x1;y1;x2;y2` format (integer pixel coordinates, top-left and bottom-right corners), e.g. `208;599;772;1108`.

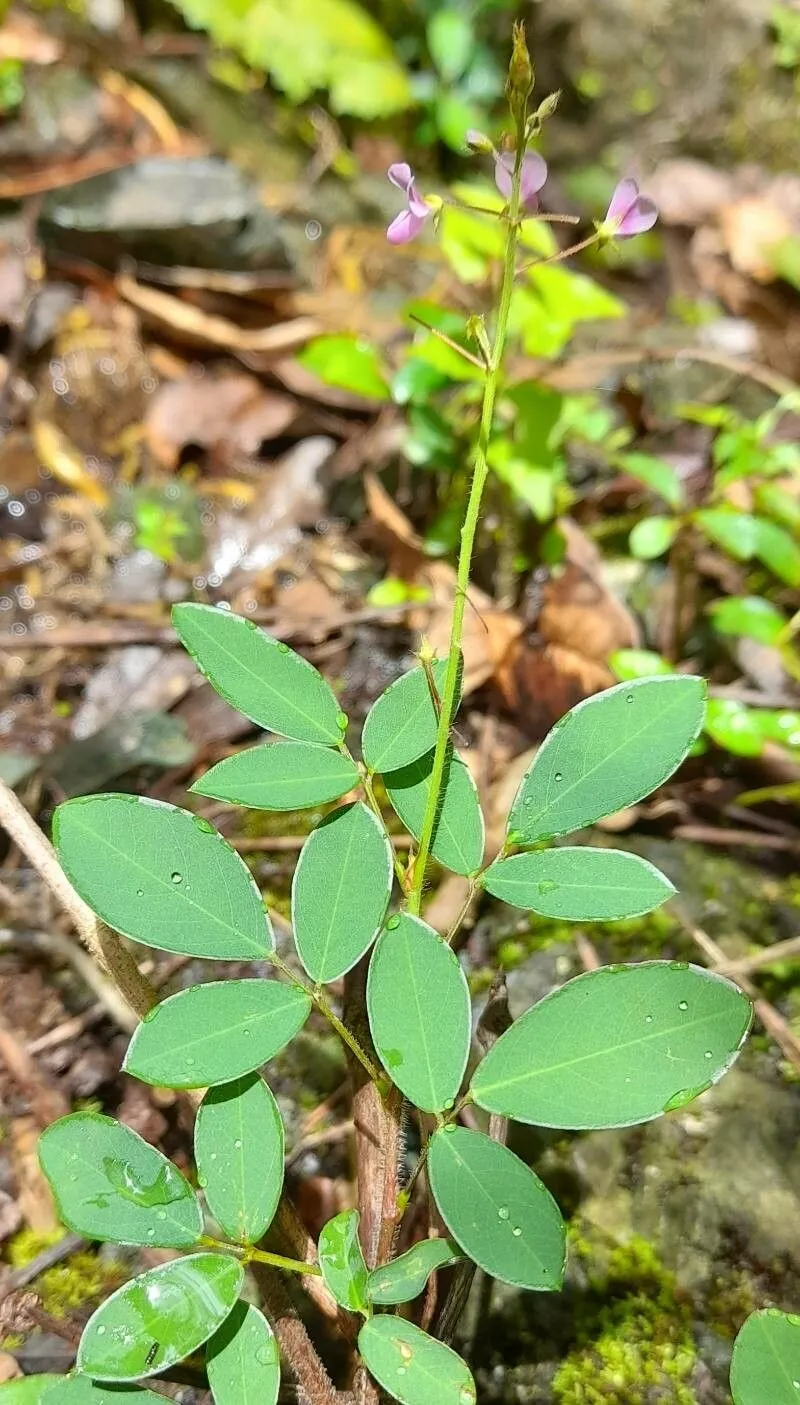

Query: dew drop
678;1000;688;1011
234;1139;243;1150
156;1210;167;1220
644;1014;654;1023
386;915;401;930
396;1367;407;1377
185;1056;195;1066
171;872;182;884
704;1050;713;1059
497;1206;510;1221
136;889;144;898
511;1226;522;1237
337;711;348;731
276;642;291;654
210;1152;218;1161
553;772;563;783
147;1228;155;1238
97;1327;107;1337
625;693;634;704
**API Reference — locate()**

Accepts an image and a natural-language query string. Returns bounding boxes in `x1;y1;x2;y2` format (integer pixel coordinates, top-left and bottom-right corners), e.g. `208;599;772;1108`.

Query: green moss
706;1268;759;1341
553;1230;698;1404
7;1230;122;1318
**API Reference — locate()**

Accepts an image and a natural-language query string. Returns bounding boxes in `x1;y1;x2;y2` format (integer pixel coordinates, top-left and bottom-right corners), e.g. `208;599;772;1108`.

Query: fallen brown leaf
719;196;794;283
116;273;322;355
145;371;296;468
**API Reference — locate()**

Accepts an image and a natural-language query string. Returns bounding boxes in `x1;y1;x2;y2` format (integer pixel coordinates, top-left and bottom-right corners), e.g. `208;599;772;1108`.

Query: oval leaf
191;742;359;811
44;1382;164;1405
77;1253;243;1381
39;1112;202;1248
507;677;706;843
0;1380;60;1405
731;1309;800;1405
195;1074;284;1244
481;848;675;921
318;1210;369;1314
292;803;392;983
471;961;752;1129
385;748;484;876
207;1301;279;1405
124;980;311;1089
428;1127;565;1291
54;795;270;960
367;915;470;1112
358;1317;475;1405
367;1238;464;1306
173;603;343;744
362;658;456;773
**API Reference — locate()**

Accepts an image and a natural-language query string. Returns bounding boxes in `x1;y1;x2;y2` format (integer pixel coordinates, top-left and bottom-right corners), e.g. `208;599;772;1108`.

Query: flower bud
465;128;494;155
533;90;560;125
506;21;534;120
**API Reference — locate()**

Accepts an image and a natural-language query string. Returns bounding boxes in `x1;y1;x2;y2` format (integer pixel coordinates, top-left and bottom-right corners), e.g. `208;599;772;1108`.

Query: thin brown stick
250;1263;342;1405
673;824;800;854
711;934;800;978
0;777;154;1020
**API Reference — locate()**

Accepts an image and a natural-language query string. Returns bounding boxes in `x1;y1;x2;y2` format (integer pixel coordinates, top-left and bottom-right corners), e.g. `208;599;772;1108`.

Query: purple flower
602;178;658;237
493;150;548;210
387;163;432;245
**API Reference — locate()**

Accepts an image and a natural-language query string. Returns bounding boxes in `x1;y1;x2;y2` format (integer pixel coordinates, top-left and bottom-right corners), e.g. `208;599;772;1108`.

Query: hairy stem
407;123;528;915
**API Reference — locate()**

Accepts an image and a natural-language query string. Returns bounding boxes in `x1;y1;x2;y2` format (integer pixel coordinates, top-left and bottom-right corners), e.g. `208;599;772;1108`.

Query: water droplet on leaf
678;1000;688;1011
497;1207;510;1221
171;872;182;884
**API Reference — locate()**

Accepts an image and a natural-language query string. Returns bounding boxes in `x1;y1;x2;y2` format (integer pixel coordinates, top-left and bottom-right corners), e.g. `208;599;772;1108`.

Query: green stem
407;123;528;916
269;952;385;1088
200;1235;322;1277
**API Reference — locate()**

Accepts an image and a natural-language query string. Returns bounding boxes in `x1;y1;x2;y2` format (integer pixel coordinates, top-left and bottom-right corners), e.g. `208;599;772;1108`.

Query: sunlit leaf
471;961;752;1129
386;747;484;876
54;795;271;960
318;1210;369;1314
754;517;800;586
366;1238;464;1305
362;658;456;774
292;803;393;983
428;1127;565;1291
0;1380;59;1405
709;595;788;646
616;452;685;511
507;677;706;843
427;9;472;81
358;1317;475;1405
297;336;390;401
609;649;671;681
731;1309;800;1405
39;1112;201;1248
124;980;311;1088
77;1253;243;1381
629;515;679;560
195;1074;284;1244
705;699;765;757
367;914;470;1112
192;742;359;811
173;603;344;745
695;508;759;560
207;1301;280;1405
482;847;675;921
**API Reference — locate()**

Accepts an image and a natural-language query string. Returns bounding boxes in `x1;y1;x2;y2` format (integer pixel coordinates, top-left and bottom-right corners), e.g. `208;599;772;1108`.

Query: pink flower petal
616;196;658;237
386;208;427;245
494;150;548;208
605;178;639;226
388;163;414;193
406;178;429;219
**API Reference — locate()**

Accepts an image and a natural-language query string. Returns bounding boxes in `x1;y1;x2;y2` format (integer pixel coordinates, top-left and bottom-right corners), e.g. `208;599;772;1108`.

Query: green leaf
705;699;765;757
427;9;473;81
755;481;800;532
124;980;311;1088
629;515;679;560
731;1309;800;1405
292;803;393;983
191;743;359;811
708;595;788;646
428;1127;566;1291
358;1317;476;1405
39;1112;201;1248
195;1074;284;1244
366;1238;464;1305
609;649;672;681
43;1382;163;1405
318;1209;369;1314
481;848;675;921
695;508;759;559
173;604;344;745
207;1301;279;1405
617;452;685;511
0;1380;60;1405
471;960;752;1129
362;658;455;774
169;0;411;119
507;677;706;843
296;336;390;401
77;1253;243;1381
54;795;270;961
385;748;484;876
367;914;470;1112
754;517;800;586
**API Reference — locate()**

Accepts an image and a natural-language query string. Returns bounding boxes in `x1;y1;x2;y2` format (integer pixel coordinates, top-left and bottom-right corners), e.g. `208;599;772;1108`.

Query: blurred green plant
167;0;411;117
